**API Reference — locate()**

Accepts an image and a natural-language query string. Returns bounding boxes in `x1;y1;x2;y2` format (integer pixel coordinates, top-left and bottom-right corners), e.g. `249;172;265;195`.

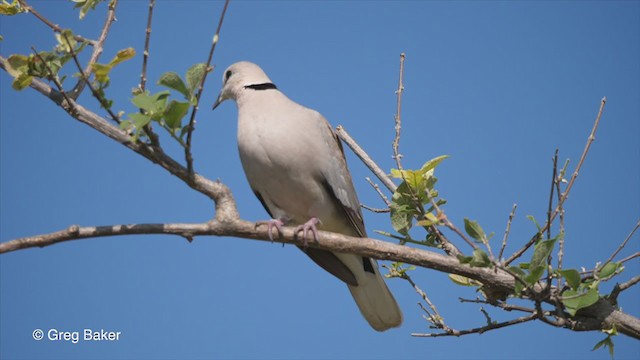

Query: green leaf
416;212;438;227
131;91;170;113
390;202;413;235
129;113;152;129
72;0;103;19
164;100;190;129
530;238;556;269
55;29;76;53
448;274;481;286
592;336;615;359
464;218;486;243
0;0;24;15
91;63;112;83
186;63;207;98
12;72;32;90
6;54;28;74
526;215;541;231
559;269;581;290
525;265;545;285
418;155;449;174
457;254;473;265
562;287;599;316
158;71;190;99
508;266;527;294
109;48;136;67
470;248;491;268
597;262;621;280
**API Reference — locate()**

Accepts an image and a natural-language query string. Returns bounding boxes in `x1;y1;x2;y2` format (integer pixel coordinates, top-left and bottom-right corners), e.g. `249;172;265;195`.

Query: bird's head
212;61;275;110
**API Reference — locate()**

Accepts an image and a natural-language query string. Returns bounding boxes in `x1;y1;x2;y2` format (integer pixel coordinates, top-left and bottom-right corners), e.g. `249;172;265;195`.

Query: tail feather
336;253;403;331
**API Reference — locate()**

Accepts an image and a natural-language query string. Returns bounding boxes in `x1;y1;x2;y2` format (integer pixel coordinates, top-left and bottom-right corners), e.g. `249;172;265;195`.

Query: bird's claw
257;219;285;243
294;217;320;248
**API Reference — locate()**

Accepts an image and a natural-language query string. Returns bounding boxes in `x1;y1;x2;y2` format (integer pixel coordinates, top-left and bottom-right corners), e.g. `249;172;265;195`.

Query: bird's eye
225;70;233;82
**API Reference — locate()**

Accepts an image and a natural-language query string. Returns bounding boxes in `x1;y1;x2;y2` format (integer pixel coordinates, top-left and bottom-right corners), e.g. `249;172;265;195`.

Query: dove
213;61;402;331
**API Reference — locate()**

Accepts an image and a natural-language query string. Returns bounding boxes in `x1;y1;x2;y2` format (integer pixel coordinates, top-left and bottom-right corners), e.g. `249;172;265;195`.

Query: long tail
336;253;403;331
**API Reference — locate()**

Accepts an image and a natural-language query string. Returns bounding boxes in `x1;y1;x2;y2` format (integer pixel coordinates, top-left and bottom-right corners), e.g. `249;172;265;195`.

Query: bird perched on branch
213;61;402;331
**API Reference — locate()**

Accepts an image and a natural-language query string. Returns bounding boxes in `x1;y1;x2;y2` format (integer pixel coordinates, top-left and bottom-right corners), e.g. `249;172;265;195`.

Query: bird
212;61;402;331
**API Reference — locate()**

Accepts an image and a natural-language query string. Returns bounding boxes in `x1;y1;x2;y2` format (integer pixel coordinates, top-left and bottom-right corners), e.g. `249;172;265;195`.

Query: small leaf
448;274;481;286
457;254;473;265
416;212;438;227
186;63;207;98
562;287;599;316
109;47;136;66
418;155;449;175
158;71;190;98
131;91;170;113
164;100;190;129
91;63;112;83
526;215;541;231
530;238;556;269
55;29;76;52
559;269;581;290
12;72;32;90
591;336;615;359
597;262;621;280
470;249;491;268
464;218;486;243
0;0;25;15
129;113;152;129
525;265;545;285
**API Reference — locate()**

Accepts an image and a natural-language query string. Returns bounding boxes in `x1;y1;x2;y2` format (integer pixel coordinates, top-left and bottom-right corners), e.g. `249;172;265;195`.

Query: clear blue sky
1;1;639;359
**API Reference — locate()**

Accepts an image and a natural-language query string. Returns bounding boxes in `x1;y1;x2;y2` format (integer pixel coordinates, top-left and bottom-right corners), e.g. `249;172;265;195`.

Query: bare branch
602;219;640;268
62;34;121;124
69;0;118;99
506;97;607;266
139;0;156;92
610;275;640;304
365;177;391;207
185;0;230;173
336;126;397;193
412;313;538;338
17;0;97;46
361;204;390;214
498;203;517;262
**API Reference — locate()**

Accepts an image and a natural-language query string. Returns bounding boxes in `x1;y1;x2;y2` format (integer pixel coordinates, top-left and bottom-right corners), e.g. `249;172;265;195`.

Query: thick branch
0;57;238;222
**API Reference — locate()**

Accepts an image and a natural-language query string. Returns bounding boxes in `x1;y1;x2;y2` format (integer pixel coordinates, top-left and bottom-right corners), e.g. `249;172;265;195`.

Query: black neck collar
244;82;278;90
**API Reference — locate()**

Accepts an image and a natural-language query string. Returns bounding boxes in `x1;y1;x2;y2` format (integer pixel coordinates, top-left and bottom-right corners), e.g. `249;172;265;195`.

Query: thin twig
619;252;640;265
139;0;155;92
547;149;558;240
69;0;118;99
412;313;537;338
545;150;559;289
458;297;536;313
63;34;120;124
365;177;391;207
336;126;397;193
392;52;405;169
498;203;517;263
361;204;390;213
17;0;97;46
506;97;607;265
602;220;640;269
385;264;450;331
30;47;76;116
555;158;567;285
185;0;230;173
136;0;160;147
610;276;640;303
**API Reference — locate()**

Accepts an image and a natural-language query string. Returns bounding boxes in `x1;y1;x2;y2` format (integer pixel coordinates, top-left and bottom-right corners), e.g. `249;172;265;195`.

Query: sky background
1;1;639;359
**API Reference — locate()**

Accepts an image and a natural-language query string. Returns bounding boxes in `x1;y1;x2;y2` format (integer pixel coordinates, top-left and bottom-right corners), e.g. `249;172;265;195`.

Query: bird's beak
212;92;224;110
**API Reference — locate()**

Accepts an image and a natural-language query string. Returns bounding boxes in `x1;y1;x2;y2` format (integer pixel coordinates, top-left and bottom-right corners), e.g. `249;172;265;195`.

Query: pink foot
257;218;285;242
294;217;320;247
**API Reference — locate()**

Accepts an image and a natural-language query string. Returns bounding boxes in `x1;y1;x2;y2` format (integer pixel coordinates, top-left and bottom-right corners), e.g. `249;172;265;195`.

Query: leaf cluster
121;63;207;143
